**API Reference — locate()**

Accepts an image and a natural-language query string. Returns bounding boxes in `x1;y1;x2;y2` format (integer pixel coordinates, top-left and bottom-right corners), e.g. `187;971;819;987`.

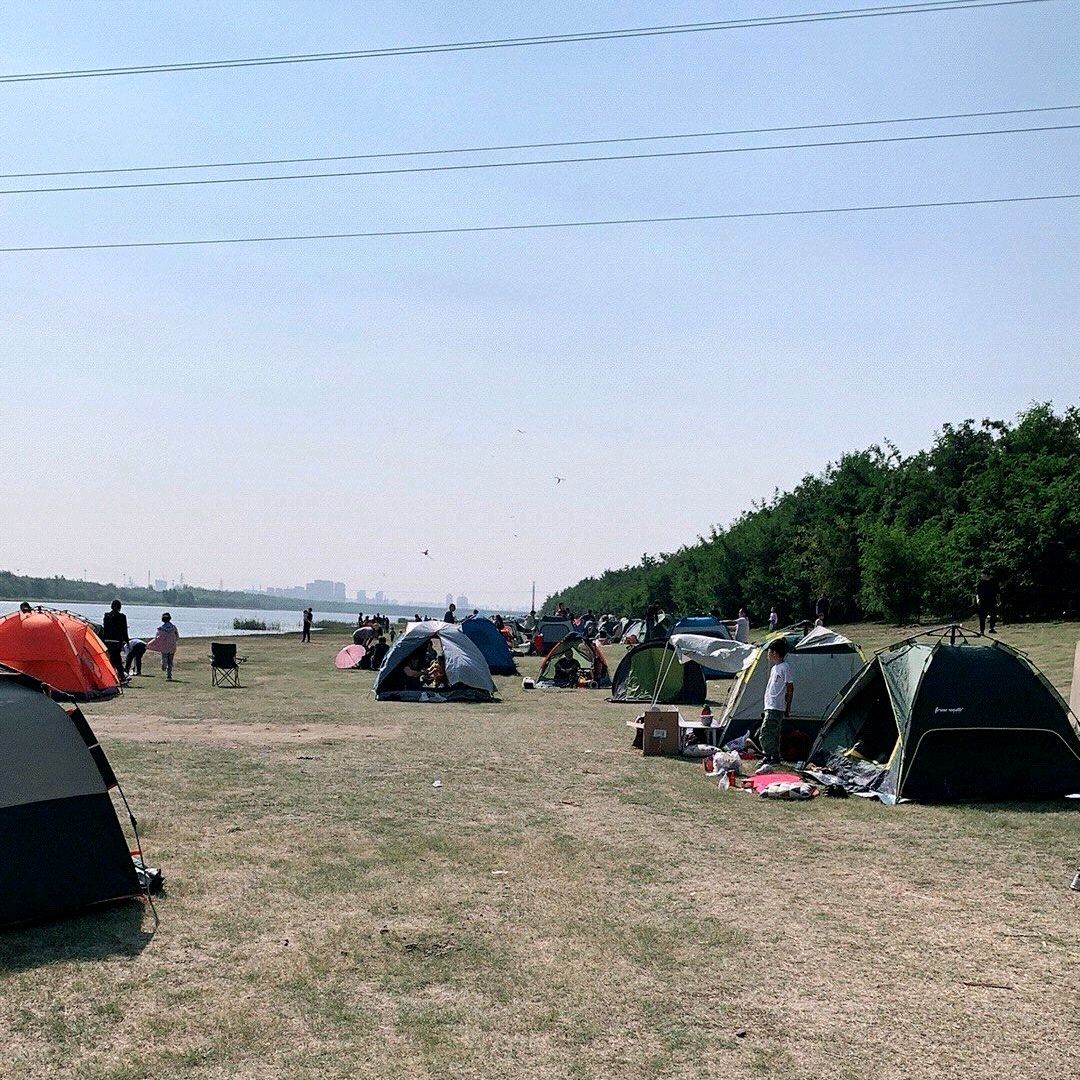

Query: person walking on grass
301;607;313;643
756;637;794;773
148;613;180;681
102;599;129;681
769;606;779;632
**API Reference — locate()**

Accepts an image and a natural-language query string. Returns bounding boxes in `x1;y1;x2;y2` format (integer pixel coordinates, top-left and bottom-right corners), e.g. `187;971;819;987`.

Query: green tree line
545;404;1079;624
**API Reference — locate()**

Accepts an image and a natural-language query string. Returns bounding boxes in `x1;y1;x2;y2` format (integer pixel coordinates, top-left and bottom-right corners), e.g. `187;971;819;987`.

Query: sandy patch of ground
88;713;404;746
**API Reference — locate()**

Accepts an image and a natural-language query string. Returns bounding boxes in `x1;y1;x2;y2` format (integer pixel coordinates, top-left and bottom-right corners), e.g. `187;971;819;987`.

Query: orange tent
0;609;121;700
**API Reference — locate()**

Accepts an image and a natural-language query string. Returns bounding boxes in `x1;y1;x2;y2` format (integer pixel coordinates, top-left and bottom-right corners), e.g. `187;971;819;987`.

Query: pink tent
335;644;366;670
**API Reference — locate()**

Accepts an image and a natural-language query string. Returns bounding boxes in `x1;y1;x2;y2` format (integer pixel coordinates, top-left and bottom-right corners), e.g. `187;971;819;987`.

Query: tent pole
651;646;677;708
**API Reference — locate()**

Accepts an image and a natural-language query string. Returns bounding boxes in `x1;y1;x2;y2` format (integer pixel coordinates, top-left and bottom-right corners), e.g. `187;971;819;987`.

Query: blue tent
461;617;519;676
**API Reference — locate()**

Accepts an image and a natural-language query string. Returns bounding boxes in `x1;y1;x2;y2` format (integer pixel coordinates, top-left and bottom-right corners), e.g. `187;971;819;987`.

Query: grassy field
1;621;1077;1079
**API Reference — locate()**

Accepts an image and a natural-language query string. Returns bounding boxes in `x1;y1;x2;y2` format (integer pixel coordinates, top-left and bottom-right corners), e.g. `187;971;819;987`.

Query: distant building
446;594;454;609
456;595;469;609
374;590;386;605
356;589;368;604
153;579;167;591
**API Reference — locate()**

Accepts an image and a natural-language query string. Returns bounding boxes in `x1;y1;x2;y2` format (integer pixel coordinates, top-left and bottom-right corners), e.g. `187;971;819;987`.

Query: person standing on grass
769;606;779;632
733;607;751;644
756;637;794;771
975;570;1000;634
102;599;129;681
148;613;180;681
815;592;831;625
301;607;313;643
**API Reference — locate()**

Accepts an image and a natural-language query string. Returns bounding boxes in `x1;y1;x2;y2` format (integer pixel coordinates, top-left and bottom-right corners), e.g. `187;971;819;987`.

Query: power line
2;193;1074;253
0;1;1056;83
3;124;1075;197
4;103;1076;180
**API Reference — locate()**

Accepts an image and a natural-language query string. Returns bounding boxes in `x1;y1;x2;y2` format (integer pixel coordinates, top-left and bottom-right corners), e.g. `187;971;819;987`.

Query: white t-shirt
734;616;750;643
764;660;793;712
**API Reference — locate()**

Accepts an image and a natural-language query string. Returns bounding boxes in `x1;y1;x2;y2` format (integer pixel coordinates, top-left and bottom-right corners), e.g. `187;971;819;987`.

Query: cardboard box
642;706;682;756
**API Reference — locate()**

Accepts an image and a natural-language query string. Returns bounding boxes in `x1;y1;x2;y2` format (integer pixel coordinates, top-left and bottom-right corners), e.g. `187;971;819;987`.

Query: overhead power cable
0;0;1056;83
2;193;1074;254
3;103;1076;180
3;124;1075;197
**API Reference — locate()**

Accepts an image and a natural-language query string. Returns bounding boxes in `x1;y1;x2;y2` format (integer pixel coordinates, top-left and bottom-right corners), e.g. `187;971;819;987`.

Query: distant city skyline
6;564;524;611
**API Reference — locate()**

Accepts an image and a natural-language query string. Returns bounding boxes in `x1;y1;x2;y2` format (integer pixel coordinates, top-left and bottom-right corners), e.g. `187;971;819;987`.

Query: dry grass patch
0;622;1076;1079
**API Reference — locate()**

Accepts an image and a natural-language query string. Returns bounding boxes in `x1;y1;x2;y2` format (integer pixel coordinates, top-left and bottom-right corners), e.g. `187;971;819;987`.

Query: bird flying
421;549;432;558
554;476;565;485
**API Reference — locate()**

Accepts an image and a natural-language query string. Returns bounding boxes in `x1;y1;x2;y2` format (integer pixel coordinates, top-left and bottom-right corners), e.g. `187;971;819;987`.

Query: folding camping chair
209;642;245;688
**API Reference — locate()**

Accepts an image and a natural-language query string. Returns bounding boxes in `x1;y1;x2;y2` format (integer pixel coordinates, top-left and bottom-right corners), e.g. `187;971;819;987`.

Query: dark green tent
0;674;141;926
609;642;707;705
810;628;1080;803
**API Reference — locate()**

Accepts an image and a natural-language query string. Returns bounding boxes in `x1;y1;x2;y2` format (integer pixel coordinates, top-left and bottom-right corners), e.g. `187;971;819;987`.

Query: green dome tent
809;627;1080;803
0;674;142;926
608;641;707;705
536;634;610;688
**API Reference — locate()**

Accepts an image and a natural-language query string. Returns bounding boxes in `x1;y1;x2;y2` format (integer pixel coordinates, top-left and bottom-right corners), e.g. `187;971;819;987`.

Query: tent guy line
2;192;1076;254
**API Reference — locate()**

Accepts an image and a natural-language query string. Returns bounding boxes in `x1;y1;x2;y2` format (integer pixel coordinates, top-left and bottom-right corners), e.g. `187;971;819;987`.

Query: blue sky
1;1;1076;608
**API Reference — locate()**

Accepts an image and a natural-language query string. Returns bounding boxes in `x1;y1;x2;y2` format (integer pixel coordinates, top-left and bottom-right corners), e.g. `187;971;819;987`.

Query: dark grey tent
810;628;1080;803
0;674;141;926
609;642;707;705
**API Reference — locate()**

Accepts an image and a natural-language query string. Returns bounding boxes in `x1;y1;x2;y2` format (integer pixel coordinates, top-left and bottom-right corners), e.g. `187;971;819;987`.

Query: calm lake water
1;601;358;639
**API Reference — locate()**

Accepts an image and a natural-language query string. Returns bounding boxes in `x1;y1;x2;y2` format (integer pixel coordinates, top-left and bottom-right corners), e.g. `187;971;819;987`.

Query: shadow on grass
0;899;154;972
947;799;1080;816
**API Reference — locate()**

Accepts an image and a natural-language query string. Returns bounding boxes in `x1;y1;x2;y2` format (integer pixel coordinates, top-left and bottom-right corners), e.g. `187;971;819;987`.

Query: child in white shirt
758;637;794;768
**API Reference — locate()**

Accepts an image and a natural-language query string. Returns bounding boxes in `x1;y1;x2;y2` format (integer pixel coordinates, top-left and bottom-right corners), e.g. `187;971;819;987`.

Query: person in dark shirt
443;603;457;623
975;571;999;634
367;636;390;670
644;603;660;642
102;600;129;680
815;593;831;624
301;607;313;643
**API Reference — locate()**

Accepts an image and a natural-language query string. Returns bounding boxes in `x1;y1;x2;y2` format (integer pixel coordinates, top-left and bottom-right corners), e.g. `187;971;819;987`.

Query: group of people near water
348;612;394;670
96;599;180;682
